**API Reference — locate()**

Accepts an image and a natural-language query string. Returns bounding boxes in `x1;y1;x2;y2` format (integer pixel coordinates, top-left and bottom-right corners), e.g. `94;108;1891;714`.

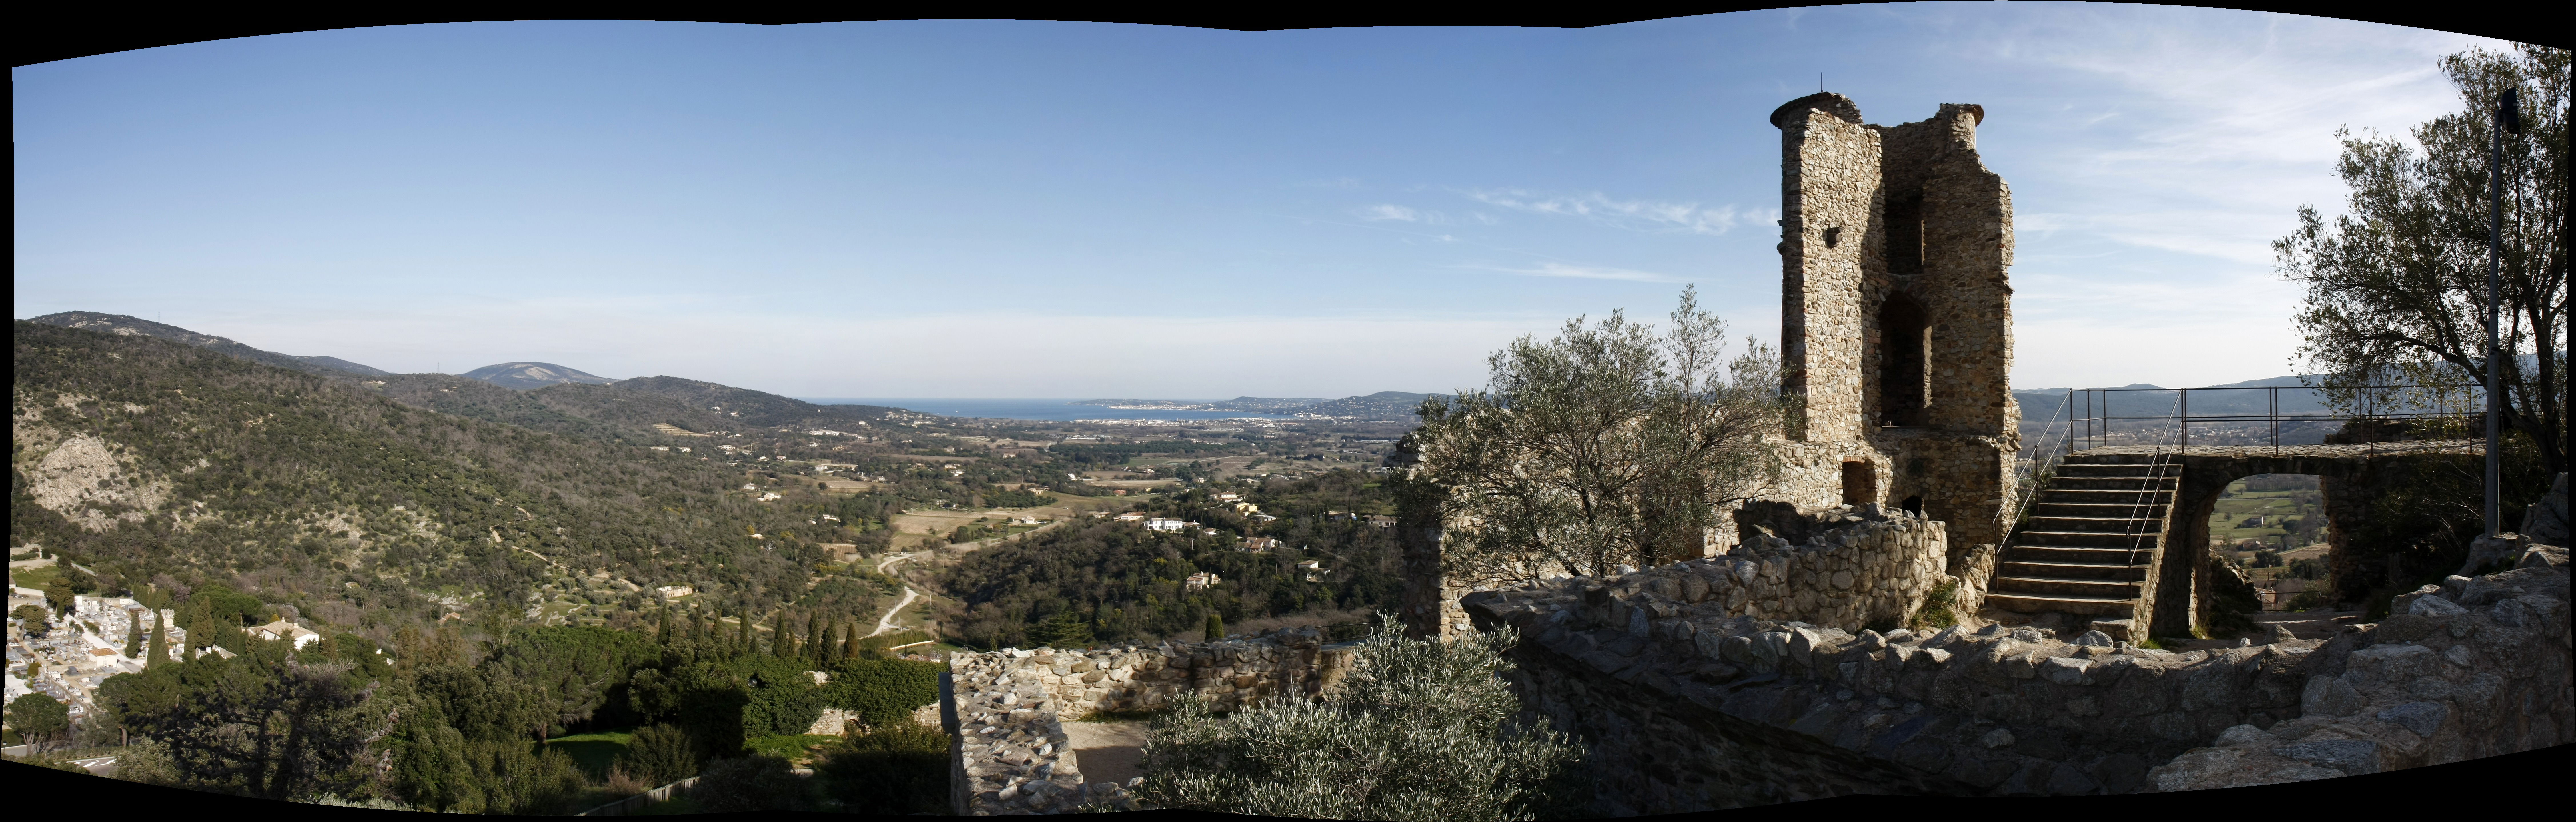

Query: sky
11;5;2518;398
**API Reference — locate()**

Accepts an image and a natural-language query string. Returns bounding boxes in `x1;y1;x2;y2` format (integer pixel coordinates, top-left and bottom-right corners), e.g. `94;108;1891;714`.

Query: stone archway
2071;441;2480;636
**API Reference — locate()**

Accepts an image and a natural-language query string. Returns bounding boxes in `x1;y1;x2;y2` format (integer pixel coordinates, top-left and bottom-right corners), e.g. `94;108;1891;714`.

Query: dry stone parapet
2145;544;2571;790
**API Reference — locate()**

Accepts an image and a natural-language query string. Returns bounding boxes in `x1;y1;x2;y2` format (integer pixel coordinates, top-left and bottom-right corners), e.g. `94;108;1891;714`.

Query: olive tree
2276;44;2567;477
1407;286;1793;584
1135;615;1583;820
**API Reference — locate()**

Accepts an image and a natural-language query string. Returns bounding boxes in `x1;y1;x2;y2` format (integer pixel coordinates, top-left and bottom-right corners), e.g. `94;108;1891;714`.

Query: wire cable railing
2070;384;2486;451
2004;391;2074;533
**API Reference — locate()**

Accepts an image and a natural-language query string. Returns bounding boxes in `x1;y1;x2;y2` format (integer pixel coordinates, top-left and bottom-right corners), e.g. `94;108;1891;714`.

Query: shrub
1137;615;1585;821
620;724;700;787
1906;580;1960;631
691;755;811;812
813;723;950;814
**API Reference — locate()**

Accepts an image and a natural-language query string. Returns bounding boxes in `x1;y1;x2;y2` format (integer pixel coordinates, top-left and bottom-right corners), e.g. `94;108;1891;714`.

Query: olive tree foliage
1135;615;1584;821
1409;286;1794;583
2276;44;2569;476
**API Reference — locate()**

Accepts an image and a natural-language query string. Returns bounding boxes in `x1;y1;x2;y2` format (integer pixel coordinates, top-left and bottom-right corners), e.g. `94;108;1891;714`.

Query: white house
1146;518;1189;532
1185;572;1220;590
250;620;322;649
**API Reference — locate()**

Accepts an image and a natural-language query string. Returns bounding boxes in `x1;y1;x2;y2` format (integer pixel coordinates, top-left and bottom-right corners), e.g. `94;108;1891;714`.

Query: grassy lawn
9;564;61;590
744;733;843;764
545;728;636;776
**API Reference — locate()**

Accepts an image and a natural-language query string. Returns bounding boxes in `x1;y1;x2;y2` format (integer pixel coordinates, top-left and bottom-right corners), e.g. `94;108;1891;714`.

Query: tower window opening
1840;460;1876;506
1887;193;1924;274
1879;294;1931;427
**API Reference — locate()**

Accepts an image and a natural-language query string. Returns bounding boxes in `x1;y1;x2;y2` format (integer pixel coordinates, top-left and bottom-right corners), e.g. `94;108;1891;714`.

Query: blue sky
12;6;2512;398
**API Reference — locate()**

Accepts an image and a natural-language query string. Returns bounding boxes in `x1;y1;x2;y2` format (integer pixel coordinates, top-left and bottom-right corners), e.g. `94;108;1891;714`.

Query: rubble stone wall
1460;543;2571;811
2147;544;2571;789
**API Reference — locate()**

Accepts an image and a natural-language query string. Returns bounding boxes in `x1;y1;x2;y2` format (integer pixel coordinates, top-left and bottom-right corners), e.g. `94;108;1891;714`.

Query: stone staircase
1986;456;2177;623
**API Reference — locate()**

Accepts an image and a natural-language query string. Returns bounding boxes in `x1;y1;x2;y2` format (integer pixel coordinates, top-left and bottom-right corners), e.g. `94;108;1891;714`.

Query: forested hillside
937;469;1404;649
12;321;857;636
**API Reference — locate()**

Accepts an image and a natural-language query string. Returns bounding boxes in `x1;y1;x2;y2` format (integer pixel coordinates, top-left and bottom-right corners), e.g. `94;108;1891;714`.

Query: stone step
2014;529;2164;549
2030;501;2171;519
1989;574;2145;598
2007;544;2154;565
2050;476;2180;491
2035;488;2175;503
2053;463;2182;478
1997;560;2147;581
1984;591;2139;617
2024;515;2166;534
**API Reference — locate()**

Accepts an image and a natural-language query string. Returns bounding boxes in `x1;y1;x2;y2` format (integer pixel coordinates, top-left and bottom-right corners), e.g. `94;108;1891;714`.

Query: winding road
868;552;922;637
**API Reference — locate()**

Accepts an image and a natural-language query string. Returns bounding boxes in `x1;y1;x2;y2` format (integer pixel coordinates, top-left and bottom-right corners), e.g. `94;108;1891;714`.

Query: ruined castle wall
1710;506;1952;628
1460;543;2571;810
1778;100;1880;446
2148;545;2571;789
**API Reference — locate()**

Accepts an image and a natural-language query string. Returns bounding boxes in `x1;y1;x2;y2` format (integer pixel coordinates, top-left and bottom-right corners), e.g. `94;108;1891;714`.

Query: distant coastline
794;398;1293;422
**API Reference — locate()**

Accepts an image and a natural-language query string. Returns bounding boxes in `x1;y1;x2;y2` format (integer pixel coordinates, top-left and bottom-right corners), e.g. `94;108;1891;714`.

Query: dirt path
868;552;924;637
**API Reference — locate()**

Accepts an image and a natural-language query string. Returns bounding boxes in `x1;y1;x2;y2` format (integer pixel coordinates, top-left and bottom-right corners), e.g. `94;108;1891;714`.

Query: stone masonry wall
1459;541;2571;811
1720;503;1954;628
945;628;1360;815
1777;94;1877;446
2147;543;2571;789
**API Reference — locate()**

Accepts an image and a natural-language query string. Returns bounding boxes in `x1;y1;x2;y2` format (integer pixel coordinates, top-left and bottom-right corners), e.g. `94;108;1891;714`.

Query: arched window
1879;293;1931;426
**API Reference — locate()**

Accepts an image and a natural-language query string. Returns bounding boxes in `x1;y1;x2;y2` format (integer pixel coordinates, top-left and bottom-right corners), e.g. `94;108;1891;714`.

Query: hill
25;311;390;378
462;361;620;389
11;320;851;639
608;376;902;429
1300;391;1445;420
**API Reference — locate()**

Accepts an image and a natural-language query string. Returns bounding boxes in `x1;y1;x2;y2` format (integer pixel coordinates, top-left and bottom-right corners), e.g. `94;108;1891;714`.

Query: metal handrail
2072;384;2485;450
2004;391;2074;534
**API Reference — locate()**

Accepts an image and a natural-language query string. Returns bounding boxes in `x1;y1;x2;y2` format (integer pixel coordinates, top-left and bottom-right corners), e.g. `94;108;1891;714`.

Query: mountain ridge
25;311;392;378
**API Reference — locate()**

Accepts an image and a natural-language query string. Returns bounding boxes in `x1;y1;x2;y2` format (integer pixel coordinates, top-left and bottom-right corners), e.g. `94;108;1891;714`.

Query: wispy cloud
1358;203;1425;222
1463;262;1686;283
1462;189;1775;236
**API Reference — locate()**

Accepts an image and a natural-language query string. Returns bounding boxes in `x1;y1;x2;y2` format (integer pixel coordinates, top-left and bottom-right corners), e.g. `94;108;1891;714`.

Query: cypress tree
1206;614;1225;642
772;610;792;658
738;610;754;652
147;611;166;667
656;605;672;645
842;622;862;659
124;614;144;658
804;613;827;662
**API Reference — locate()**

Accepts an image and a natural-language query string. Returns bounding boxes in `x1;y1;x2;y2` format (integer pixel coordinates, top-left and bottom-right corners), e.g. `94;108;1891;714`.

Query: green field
8;565;62;591
2207;483;2322;548
544;728;635;776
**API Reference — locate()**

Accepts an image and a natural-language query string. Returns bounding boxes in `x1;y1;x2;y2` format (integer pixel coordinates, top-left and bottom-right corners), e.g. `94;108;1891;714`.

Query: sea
794;398;1295;422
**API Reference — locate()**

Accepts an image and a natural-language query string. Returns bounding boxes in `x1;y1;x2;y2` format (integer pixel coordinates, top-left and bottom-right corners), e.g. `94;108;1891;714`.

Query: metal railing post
2180;388;2190;451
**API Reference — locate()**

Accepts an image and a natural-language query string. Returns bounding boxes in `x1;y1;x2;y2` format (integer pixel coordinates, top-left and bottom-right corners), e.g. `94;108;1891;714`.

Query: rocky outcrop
2146;544;2570;790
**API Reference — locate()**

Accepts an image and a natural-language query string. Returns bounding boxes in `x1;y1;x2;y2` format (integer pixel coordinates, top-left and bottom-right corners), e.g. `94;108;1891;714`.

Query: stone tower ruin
1765;92;2021;561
